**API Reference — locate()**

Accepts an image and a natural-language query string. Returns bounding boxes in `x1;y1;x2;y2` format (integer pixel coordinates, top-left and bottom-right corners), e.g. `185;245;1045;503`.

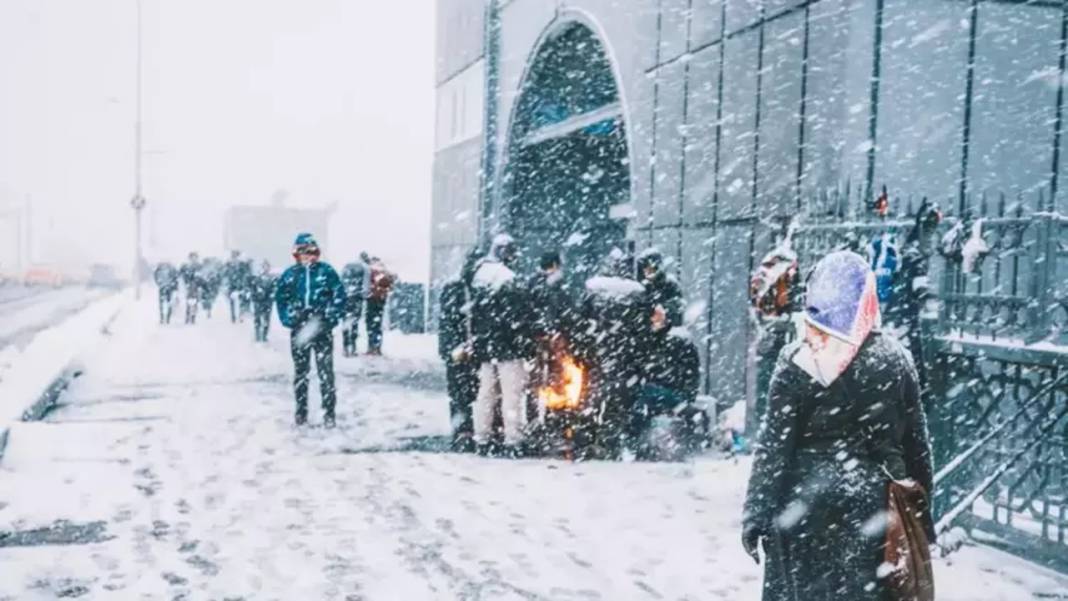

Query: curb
0;294;127;465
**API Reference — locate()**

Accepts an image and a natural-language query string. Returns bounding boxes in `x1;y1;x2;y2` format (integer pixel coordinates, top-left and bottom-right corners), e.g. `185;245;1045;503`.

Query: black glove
742;523;763;565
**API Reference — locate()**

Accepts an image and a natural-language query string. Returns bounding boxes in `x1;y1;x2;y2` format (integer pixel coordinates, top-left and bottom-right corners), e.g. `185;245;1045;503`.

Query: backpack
369;266;395;301
869;233;900;306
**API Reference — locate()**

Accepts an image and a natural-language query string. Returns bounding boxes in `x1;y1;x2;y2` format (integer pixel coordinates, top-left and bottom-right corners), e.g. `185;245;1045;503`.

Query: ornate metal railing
784;186;1068;571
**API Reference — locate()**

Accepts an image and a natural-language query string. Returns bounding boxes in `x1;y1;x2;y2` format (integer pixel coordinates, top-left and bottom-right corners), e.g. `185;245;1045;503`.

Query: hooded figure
438;248;484;450
742;251;934;601
575;248;654;457
637;248;684;328
275;233;346;427
469;234;535;454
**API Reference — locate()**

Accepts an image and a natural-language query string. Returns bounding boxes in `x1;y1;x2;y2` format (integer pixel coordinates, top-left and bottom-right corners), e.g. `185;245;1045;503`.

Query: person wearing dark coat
340;259;368;356
633;309;702;458
637;248;684;328
575;248;653;458
250;260;275;342
179;252;202;324
438;249;483;451
224;250;251;323
470;234;536;454
527;250;578;422
742;251;935;601
365;256;396;356
275;233;347;427
153;261;180;324
888;199;942;392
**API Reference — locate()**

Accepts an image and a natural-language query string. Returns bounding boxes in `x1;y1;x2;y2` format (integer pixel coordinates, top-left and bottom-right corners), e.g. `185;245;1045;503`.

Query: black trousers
229;291;240;323
253;303;272;341
342;300;363;354
365;299;385;352
185;293;198;324
291;324;336;421
158;287;175;323
446;360;478;438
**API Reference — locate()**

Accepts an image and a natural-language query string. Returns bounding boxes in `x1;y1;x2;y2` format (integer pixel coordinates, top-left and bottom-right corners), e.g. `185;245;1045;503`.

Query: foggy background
0;0;436;282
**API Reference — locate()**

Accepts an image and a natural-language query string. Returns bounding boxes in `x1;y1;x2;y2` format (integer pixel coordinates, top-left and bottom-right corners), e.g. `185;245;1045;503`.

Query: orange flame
538;356;585;411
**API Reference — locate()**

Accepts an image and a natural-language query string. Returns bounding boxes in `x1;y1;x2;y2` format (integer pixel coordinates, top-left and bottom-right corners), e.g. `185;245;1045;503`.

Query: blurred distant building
224;204;332;270
432;0;1068;402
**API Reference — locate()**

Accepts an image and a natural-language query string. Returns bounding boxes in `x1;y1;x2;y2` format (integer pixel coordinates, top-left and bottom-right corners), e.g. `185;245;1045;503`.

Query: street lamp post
131;0;146;300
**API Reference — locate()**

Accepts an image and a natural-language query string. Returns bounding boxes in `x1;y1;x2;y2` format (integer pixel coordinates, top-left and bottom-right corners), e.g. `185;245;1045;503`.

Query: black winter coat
642;328;700;404
643;273;684;327
527;272;577;341
743;331;934;601
438;278;471;361
469;261;535;363
574;276;652;380
250;273;276;308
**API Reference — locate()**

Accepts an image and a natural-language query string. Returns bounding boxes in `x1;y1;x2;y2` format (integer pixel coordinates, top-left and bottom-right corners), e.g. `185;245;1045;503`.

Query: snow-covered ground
0;299;1065;600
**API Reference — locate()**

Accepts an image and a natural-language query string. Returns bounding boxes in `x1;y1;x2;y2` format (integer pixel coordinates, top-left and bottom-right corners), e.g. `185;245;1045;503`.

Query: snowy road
0;286;108;350
0;301;1066;600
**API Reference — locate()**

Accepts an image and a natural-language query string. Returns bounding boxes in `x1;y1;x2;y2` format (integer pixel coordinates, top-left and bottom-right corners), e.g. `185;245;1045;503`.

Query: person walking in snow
250;260;275;343
224;250;254;324
275;234;346;427
574;248;653;459
438;249;483;452
153;261;180;324
637;248;684;328
469;234;536;456
742;251;934;601
180;252;202;324
339;258;367;356
364;255;396;356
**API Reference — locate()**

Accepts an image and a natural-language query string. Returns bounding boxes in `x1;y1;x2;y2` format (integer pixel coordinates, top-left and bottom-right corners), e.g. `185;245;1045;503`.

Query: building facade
432;0;1068;405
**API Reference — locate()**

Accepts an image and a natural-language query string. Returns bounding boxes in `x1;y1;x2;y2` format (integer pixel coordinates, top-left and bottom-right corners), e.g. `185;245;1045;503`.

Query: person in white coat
469;234;536;456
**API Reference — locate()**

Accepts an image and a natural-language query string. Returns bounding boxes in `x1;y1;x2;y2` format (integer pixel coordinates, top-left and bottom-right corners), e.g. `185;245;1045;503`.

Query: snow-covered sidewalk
0;299;1065;600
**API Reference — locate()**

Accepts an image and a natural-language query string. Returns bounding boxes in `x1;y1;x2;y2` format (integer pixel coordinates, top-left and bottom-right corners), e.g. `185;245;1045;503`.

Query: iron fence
784;186;1068;571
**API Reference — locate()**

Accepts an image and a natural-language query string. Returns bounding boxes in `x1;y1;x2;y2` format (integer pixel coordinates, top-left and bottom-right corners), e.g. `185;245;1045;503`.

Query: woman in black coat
742;251;934;601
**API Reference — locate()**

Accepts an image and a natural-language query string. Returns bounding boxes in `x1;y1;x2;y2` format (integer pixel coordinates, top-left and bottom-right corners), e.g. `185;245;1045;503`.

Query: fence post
1027;213;1056;344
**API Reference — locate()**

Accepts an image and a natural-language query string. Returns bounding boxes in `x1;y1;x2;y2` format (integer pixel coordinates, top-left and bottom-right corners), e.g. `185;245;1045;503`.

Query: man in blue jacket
275;233;346;427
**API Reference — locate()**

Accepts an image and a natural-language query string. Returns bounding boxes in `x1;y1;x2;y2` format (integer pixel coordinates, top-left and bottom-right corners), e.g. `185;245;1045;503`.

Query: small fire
538;356;585;411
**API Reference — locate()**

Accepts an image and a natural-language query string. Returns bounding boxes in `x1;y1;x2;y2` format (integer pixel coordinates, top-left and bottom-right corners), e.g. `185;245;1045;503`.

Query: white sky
0;0;436;282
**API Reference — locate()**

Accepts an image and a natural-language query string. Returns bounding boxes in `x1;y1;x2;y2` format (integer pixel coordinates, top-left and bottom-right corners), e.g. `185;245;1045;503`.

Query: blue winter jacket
275;261;346;329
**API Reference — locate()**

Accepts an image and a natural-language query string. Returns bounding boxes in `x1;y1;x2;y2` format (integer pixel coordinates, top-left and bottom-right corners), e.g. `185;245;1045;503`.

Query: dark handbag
885;480;935;601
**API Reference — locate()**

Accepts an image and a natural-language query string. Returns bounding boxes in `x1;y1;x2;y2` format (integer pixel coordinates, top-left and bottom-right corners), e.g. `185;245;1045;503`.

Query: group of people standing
152;234;396;428
438;233;701;458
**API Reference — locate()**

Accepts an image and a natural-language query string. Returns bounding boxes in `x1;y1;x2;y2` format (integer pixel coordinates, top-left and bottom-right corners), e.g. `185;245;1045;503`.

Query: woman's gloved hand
742;523;763;565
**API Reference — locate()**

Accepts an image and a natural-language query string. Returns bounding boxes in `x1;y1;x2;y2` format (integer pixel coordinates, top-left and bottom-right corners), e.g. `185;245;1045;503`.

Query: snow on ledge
0;291;131;435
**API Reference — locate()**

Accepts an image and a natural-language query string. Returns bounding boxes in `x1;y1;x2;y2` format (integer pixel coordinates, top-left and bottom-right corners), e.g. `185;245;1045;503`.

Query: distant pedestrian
179;252;201;324
153;261;180;324
224;250;252;323
340;257;369;356
438;249;483;451
251;260;275;342
742;251;934;601
364;255;396;356
275;234;346;427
